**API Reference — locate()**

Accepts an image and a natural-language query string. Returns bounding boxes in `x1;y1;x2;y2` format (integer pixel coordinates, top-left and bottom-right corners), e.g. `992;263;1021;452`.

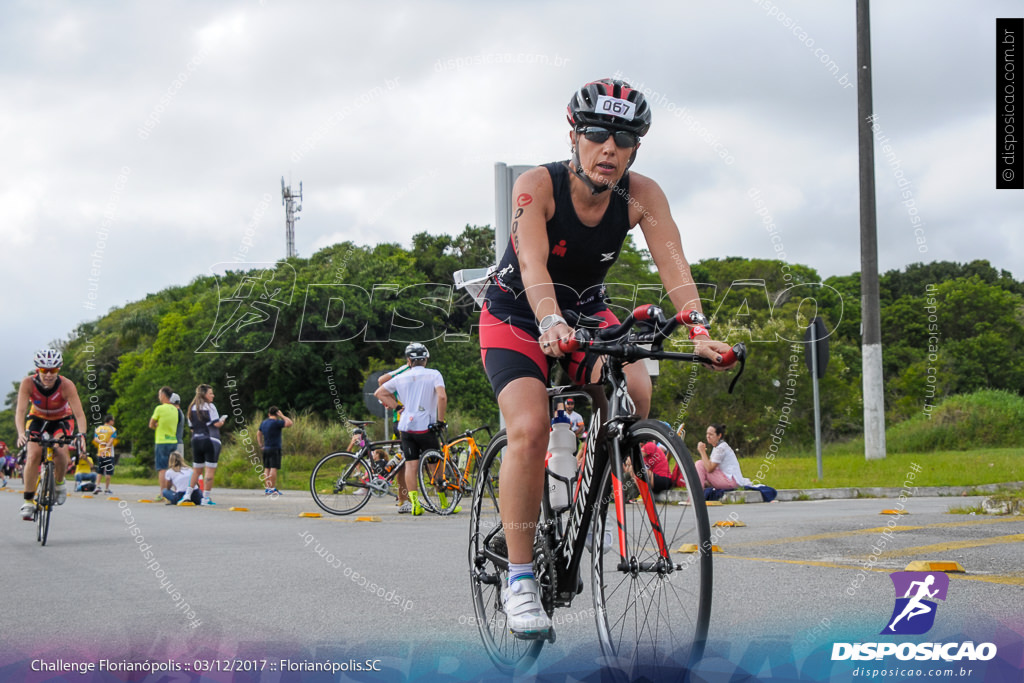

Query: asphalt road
1;484;1021;682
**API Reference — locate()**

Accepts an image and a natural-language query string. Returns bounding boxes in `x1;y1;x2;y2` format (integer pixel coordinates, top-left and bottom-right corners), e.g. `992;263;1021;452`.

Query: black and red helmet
567;79;651;137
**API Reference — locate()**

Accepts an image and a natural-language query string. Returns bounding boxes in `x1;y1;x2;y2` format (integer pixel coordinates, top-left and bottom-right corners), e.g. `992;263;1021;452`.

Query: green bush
885;389;1024;452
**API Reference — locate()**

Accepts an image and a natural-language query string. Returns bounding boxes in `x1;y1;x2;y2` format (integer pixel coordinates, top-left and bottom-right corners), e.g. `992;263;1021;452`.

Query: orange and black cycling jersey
28;375;73;421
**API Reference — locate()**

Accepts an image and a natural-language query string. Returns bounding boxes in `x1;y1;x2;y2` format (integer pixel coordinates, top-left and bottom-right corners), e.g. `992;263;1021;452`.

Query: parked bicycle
417;425;491;515
309;421;405;516
468;305;746;677
28;433;80;546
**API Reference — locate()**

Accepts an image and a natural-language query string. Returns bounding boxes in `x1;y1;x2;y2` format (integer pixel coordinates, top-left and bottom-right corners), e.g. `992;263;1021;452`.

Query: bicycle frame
441;426;490;487
544;361;646;606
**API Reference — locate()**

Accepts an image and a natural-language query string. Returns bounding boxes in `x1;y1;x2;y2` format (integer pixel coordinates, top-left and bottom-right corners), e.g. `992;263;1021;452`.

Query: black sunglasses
577;126;639;149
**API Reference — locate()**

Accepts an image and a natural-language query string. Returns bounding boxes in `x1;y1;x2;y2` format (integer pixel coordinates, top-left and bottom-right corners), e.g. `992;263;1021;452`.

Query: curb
658;481;1024;504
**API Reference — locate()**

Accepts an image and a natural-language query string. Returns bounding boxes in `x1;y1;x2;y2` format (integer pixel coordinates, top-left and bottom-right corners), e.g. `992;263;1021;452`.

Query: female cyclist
478;78;733;637
14;349;88;520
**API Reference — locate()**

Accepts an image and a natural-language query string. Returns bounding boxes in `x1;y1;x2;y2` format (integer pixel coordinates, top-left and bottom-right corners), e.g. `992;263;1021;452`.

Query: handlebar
28;433;84;447
557;305;747;392
451;425;492;441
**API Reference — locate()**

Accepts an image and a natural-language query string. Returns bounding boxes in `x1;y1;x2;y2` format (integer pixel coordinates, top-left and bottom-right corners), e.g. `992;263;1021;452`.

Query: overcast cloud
1;0;1020;393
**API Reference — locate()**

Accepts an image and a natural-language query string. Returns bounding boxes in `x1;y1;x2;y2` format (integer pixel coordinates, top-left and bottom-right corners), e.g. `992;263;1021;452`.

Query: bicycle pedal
510;627;554;643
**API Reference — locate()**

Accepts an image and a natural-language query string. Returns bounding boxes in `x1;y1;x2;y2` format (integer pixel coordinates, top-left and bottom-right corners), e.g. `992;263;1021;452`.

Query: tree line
3;224;1021;462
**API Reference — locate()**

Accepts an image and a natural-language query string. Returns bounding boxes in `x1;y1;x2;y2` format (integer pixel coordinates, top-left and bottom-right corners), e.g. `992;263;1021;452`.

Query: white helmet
34;349;63;369
405;343;429;360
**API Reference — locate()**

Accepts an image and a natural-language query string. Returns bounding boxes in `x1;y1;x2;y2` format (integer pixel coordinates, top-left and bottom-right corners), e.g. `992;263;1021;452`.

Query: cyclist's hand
16;432;27;448
693;337;736;370
429;421;447;434
539;322;573;358
75;433;87;451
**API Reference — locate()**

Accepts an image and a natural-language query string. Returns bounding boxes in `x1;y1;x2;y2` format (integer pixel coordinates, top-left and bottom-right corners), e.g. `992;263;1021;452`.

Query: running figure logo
881;572;949;635
196;262;296;353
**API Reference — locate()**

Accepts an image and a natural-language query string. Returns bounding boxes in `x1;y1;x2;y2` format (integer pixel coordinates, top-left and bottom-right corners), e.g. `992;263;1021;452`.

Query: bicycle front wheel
467;429;543;673
38;462;54;546
591;419;712;678
418;450;462;515
309;452;373;515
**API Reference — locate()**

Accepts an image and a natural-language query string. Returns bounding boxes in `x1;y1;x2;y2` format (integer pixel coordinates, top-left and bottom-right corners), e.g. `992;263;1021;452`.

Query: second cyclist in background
13;350;88;520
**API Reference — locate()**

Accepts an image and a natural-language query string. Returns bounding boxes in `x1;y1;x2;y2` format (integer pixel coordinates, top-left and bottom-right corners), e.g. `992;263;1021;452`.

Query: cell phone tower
281;176;302;259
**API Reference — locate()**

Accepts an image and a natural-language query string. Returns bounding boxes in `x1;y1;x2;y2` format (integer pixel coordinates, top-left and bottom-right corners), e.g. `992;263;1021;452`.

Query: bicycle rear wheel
418;450;462;515
38;462;54;546
468;429;543;672
591;419;712;678
309;452;373;515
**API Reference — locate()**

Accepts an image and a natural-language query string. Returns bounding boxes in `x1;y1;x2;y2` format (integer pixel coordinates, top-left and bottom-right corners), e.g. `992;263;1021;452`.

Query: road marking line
725;517;1023;550
725;527;921;548
857;533;1024;559
718;555;1024;586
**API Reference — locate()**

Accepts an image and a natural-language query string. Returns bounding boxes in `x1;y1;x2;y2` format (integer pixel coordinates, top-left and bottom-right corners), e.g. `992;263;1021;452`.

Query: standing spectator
373;343;446;516
170;393;186;459
185;384;226;506
2;448;15;486
0;440;7;487
92;414;118;494
695;424;750;492
148;387;178;499
257;406;293;496
562;398;585;438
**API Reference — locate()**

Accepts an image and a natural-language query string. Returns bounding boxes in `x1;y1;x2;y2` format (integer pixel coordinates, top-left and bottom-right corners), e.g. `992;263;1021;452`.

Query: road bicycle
417;425;491;515
309;421;406;515
28;433;80;546
468;305;746;678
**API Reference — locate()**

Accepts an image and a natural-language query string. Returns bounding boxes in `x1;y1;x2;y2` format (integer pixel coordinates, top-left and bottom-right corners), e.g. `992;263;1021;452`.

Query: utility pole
281;177;302;259
856;0;886;460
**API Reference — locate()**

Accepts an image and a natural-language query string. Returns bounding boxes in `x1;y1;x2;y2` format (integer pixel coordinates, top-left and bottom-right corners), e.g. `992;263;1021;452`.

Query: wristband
538;314;567;334
689;325;710;340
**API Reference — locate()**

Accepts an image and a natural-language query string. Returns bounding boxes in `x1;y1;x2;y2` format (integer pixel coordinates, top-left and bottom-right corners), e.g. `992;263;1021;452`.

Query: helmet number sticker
596;95;635;121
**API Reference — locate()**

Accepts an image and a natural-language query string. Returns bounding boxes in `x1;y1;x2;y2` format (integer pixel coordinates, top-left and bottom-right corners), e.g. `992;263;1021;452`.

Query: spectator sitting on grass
163;452;201;506
695;423;750;492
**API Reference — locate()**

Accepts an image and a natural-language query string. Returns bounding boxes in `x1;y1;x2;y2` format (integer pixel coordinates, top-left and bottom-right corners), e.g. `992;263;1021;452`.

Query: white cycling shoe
20;501;36;520
502;578;552;639
55;482;67;505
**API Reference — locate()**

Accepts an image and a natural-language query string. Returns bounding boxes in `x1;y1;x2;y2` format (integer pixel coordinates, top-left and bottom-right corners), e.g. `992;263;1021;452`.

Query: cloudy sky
1;0;1020;395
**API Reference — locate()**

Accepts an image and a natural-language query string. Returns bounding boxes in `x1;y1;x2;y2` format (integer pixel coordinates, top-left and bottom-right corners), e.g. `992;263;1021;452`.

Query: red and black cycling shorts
26;417;75;440
479;302;619;398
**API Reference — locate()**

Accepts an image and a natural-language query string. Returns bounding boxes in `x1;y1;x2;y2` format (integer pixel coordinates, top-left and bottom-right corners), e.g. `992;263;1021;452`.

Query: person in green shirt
149;386;179;498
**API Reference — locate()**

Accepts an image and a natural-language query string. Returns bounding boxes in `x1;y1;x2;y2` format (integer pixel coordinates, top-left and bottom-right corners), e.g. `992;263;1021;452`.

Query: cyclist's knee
504;415;549;457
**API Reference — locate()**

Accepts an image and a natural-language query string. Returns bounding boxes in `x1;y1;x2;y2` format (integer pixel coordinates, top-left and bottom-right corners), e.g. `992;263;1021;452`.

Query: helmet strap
570;146;612;196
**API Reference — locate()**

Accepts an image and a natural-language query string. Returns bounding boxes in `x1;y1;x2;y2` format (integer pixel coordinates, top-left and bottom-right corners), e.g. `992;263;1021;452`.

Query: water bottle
546;411;577;511
384;453;402;474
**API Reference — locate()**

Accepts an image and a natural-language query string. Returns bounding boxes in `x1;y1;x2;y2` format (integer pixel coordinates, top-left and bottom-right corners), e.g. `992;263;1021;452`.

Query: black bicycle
468;305;746;678
309;421;406;515
28;433;80;546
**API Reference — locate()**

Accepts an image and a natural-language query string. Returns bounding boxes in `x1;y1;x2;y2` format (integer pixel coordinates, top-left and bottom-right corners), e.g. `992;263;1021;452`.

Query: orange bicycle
418;425;491;515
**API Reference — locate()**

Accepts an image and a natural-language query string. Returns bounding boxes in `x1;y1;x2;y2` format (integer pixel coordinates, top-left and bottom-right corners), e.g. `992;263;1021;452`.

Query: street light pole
857;0;886;460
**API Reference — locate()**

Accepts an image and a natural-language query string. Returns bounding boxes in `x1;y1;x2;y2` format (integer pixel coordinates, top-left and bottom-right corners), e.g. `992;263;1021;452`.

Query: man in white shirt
374;343;447;516
562;398;585;438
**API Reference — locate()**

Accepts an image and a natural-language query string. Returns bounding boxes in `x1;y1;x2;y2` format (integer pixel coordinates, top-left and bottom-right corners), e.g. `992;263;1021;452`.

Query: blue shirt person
256;406;293;496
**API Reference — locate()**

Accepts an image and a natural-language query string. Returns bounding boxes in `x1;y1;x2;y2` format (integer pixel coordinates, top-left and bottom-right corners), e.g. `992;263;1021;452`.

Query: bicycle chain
533;522;558;616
